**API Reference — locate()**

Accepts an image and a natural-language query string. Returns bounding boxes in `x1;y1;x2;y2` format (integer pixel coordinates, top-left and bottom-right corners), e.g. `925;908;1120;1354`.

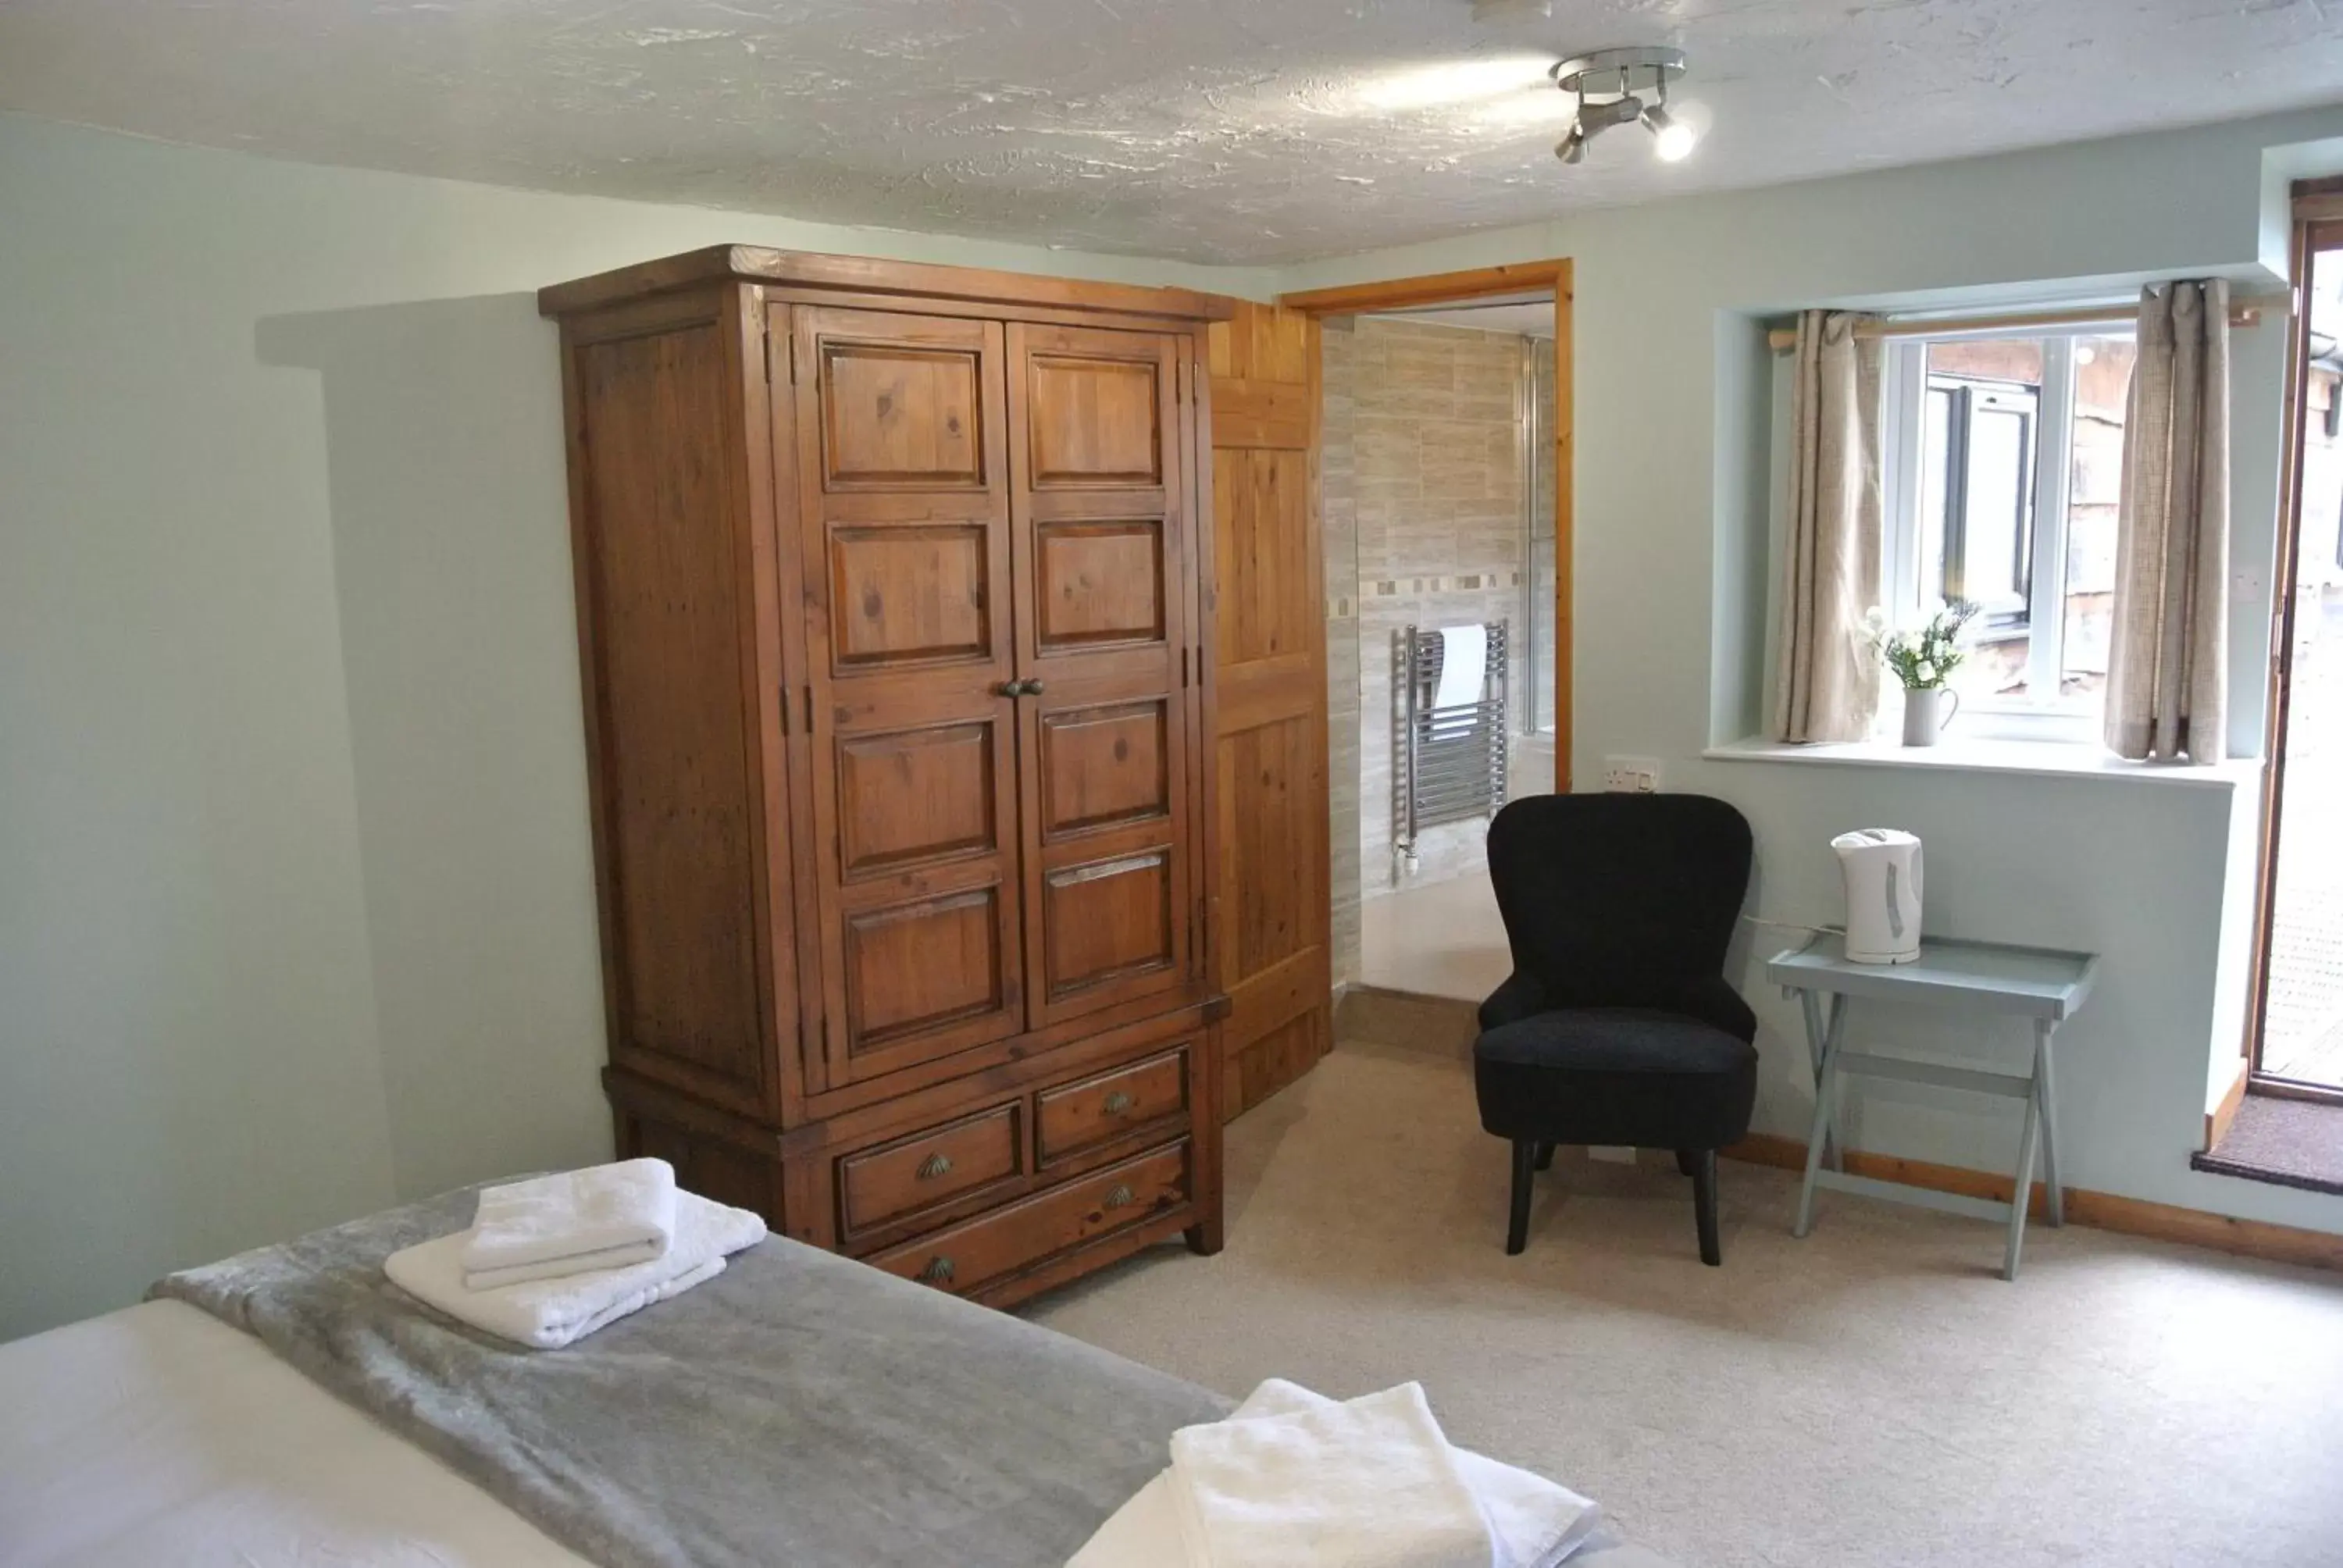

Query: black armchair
1471;793;1758;1265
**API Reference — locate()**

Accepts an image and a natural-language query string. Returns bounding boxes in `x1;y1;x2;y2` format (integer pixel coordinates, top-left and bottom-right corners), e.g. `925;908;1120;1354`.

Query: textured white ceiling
3;1;2341;265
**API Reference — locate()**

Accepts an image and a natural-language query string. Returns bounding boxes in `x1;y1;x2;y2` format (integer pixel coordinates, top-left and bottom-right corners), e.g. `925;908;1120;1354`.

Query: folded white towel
386;1188;763;1349
458;1159;679;1290
1068;1379;1601;1568
1168;1381;1488;1568
1236;1381;1598;1568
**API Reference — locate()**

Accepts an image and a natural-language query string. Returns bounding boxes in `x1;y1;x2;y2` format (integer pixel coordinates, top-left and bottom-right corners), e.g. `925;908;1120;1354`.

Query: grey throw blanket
152;1188;1229;1568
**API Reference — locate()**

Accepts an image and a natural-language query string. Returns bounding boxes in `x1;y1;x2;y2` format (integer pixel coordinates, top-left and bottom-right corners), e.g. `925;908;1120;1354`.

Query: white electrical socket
1600;755;1662;793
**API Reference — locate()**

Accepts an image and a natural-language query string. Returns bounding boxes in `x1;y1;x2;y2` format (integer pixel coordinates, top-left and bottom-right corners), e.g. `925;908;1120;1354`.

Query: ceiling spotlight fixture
1642;103;1696;162
1550;46;1696;166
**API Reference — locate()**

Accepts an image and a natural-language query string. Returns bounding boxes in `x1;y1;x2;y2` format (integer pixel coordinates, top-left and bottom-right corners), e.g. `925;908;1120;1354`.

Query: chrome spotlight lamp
1552;46;1696;166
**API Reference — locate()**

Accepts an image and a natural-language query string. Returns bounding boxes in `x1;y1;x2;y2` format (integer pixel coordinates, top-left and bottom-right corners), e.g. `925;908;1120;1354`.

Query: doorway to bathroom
1286;276;1565;1000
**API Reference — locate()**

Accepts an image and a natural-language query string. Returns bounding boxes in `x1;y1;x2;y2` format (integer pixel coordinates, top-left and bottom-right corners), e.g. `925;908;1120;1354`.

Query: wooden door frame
2243;185;2343;1107
1278;259;1575;790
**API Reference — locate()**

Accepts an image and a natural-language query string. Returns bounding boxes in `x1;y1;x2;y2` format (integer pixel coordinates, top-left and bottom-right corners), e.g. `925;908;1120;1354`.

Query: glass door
2254;214;2343;1096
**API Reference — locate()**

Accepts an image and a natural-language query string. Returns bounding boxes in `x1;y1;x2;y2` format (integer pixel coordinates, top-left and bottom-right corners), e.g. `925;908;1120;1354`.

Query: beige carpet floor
1028;1039;2343;1568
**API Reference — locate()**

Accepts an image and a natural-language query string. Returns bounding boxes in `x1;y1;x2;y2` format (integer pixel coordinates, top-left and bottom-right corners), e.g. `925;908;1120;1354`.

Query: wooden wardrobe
540;247;1232;1308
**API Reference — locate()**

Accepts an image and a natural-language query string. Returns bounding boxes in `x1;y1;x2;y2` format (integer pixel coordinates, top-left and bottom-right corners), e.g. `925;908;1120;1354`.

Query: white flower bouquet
1863;601;1979;691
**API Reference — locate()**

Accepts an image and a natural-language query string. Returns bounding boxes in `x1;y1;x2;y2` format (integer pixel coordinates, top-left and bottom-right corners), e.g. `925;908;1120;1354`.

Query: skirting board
1724;1133;2343;1274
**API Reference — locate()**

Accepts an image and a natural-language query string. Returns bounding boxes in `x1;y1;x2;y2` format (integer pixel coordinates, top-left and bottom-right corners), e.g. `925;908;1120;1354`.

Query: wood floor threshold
1724;1133;2343;1274
2245;1074;2343;1107
2188;1149;2343;1199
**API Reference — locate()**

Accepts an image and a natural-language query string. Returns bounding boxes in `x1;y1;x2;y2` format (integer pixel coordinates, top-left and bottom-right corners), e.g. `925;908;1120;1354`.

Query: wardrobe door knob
1022;679;1045;697
997;678;1028;697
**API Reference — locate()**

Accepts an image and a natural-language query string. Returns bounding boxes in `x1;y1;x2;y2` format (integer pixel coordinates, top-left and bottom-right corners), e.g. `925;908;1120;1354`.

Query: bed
0;1189;1673;1567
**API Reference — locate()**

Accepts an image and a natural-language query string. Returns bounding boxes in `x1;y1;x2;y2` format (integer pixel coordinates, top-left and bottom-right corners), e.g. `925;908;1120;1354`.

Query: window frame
1928;375;2038;626
1879;325;2106;744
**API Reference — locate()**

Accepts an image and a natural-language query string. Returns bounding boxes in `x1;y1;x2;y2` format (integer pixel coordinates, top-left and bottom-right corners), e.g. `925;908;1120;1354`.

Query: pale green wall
8;107;2343;1342
1282;107;2343;1241
0;114;1269;1342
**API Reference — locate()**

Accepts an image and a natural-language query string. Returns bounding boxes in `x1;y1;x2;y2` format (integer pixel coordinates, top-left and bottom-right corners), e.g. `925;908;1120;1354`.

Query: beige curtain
2105;280;2230;763
1771;311;1883;743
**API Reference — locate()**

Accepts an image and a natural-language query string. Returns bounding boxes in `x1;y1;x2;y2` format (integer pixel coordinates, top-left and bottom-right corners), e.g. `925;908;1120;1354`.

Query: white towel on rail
1432;624;1489;711
386;1189;763;1349
457;1159;678;1289
1070;1377;1601;1568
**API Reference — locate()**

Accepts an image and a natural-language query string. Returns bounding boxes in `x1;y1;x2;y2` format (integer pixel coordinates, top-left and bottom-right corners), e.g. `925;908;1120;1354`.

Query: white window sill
1703;736;2263;789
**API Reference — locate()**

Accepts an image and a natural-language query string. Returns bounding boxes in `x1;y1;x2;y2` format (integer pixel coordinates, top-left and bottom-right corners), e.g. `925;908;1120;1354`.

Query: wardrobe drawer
872;1139;1189;1296
837;1101;1024;1241
1036;1046;1190;1166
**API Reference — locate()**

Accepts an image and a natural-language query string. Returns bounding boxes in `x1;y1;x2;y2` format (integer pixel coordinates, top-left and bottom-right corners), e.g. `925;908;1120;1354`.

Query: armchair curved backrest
1484;793;1755;1036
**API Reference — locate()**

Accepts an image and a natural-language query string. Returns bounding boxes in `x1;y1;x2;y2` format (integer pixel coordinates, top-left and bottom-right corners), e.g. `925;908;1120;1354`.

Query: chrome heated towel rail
1396;620;1509;874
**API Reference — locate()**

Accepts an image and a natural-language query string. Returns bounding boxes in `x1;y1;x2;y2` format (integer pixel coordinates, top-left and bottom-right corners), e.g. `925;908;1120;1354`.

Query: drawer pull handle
1104;1183;1136;1210
1102;1091;1136;1115
915;1153;954;1181
917;1255;956;1285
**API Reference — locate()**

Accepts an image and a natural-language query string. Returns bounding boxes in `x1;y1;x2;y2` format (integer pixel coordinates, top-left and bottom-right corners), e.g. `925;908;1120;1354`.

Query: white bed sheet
0;1299;589;1567
0;1299;1675;1568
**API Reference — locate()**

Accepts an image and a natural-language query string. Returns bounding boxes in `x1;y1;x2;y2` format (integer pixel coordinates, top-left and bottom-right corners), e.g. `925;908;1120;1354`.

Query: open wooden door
1206;303;1332;1120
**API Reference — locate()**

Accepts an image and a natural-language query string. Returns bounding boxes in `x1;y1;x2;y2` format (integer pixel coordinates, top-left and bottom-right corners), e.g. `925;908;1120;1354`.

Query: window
1880;327;2137;741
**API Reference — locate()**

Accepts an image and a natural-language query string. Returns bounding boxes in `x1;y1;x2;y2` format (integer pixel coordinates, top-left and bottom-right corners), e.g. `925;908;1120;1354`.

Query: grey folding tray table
1767;933;2099;1280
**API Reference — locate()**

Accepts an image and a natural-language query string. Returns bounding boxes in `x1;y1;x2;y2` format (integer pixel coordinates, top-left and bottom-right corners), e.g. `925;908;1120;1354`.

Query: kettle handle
1910;839;1923;908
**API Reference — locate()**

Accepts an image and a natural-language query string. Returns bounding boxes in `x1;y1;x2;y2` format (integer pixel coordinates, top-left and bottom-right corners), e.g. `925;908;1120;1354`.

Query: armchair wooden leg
1690;1148;1721;1266
1507;1139;1536;1256
1533;1142;1557;1172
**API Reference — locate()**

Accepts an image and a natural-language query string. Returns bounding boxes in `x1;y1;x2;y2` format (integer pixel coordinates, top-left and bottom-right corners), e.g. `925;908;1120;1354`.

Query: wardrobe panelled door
1008;325;1193;1029
544;246;1236;1310
789;310;1200;1092
787;307;1026;1092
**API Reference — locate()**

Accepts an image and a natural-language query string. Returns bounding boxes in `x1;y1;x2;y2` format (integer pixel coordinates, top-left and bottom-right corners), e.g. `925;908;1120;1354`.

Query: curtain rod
1763;296;2278;352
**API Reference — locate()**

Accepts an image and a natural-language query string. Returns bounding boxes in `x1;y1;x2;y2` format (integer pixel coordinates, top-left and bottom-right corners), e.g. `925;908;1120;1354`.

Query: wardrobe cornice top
539;244;1238;325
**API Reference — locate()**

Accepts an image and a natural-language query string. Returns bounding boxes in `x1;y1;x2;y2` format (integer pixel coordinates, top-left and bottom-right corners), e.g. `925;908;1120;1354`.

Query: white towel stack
383;1160;765;1350
461;1159;679;1288
1070;1379;1600;1568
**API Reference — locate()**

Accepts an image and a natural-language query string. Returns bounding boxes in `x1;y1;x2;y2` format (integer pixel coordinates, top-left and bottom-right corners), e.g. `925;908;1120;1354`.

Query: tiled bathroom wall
1323;315;1546;926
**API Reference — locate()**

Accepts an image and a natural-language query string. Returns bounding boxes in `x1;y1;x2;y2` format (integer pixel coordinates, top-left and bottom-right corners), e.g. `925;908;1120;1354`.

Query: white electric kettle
1832;829;1923;964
